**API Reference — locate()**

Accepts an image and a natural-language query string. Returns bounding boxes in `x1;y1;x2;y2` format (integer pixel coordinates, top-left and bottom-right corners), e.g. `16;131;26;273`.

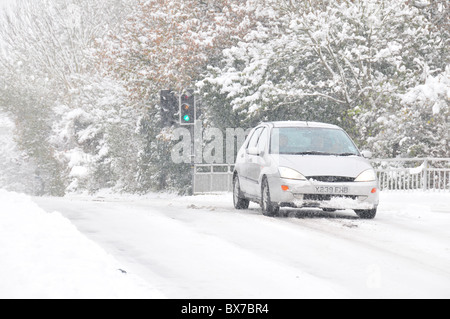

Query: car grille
307;176;355;183
303;194;357;201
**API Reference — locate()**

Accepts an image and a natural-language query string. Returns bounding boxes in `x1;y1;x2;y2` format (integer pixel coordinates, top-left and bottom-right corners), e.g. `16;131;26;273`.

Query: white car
233;121;379;219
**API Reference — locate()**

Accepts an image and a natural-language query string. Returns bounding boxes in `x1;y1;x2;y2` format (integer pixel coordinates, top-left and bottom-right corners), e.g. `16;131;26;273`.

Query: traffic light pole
179;89;197;194
160;88;199;194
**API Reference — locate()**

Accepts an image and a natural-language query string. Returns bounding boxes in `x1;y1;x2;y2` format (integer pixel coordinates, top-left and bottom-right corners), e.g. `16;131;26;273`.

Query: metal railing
193;164;234;194
370;158;450;191
193;158;450;194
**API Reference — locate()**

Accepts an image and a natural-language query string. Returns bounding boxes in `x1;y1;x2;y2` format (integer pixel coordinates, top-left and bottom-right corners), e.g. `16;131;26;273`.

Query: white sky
0;0;14;8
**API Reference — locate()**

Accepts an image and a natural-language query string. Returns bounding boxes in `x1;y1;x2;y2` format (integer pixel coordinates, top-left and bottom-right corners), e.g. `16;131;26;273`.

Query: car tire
233;175;249;209
261;178;279;217
355;208;377;219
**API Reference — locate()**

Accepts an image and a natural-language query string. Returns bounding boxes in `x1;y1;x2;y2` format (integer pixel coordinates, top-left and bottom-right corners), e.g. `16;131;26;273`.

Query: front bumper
268;176;379;210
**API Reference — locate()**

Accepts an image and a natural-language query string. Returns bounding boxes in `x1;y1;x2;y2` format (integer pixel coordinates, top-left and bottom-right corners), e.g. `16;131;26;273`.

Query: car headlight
278;167;307;180
355;169;377;182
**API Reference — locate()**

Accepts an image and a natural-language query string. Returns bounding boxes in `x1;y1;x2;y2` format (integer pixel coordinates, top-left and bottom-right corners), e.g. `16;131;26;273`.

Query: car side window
247;127;263;149
257;127;268;154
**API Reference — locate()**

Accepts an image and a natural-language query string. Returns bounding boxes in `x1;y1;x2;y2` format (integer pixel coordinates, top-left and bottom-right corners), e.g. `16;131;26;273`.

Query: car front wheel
261;178;279;217
233;175;249;209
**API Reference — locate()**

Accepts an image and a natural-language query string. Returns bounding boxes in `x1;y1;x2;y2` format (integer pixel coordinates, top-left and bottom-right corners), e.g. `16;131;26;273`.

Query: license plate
315;186;349;194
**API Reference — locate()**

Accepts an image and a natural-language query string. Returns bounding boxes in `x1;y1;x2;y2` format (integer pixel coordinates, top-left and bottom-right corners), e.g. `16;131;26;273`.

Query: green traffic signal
180;90;195;125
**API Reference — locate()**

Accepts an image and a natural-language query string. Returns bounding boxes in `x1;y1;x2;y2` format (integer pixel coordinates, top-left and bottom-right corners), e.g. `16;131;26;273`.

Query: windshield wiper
280;151;359;156
283;151;359;156
291;151;335;156
337;152;358;156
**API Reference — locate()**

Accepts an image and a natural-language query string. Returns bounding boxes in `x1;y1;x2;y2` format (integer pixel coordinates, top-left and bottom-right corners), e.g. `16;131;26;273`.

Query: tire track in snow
163;203;450;298
33;194;450;298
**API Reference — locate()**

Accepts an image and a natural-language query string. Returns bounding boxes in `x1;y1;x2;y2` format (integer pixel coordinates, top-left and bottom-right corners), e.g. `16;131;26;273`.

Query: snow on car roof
263;121;340;129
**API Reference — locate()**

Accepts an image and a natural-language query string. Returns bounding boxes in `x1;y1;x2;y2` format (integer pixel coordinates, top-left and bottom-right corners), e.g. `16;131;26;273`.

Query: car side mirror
361;150;373;159
247;147;260;156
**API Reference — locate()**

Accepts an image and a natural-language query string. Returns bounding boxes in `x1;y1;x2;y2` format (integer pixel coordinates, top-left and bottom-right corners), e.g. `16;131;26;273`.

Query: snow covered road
30;191;450;299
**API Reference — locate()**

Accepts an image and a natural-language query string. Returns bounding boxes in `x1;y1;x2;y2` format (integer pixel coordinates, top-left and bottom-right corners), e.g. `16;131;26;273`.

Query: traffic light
179;89;195;125
160;90;178;126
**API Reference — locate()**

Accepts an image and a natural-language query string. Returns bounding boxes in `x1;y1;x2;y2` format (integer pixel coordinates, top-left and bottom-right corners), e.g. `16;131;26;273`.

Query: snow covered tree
200;0;448;154
99;0;253;191
0;0;135;195
353;1;449;157
409;0;449;34
1;0;447;196
0;51;66;196
368;67;449;158
101;0;251;100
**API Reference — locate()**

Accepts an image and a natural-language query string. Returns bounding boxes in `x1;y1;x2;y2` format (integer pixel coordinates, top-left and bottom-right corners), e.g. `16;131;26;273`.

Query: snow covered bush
368;67;449;158
0;115;37;194
51;75;145;193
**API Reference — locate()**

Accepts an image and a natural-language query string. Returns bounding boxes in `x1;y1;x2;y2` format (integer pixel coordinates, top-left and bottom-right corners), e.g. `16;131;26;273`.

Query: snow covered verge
0;189;165;299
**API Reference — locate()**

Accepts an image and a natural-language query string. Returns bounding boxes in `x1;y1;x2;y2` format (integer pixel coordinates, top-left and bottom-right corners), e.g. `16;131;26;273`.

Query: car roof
261;121;341;129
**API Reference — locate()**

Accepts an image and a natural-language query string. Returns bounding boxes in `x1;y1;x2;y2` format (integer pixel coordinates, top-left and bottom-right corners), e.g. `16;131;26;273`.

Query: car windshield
270;127;359;156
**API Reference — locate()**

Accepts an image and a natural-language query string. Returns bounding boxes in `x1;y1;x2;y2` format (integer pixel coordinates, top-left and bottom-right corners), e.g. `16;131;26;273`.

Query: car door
239;127;263;195
246;127;269;197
